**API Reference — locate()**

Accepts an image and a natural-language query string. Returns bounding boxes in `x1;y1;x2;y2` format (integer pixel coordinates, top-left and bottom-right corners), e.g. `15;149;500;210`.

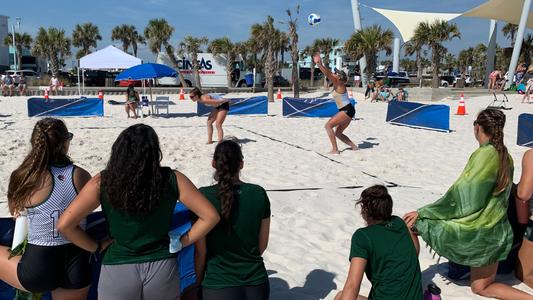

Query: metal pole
12;25;16;70
506;0;532;89
350;0;368;87
485;20;497;88
393;37;400;73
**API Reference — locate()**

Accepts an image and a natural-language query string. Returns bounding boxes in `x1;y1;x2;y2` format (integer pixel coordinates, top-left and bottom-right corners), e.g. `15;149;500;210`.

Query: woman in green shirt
198;139;271;300
335;185;423;300
404;108;533;299
58;124;220;300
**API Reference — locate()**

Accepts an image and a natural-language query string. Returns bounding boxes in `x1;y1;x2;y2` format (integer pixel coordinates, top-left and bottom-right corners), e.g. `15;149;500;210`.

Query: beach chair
136;96;149;117
487;92;512;110
154;96;170;116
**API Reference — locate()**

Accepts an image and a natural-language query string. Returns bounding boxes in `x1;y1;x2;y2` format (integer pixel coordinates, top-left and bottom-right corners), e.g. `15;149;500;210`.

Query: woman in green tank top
58;124;219;300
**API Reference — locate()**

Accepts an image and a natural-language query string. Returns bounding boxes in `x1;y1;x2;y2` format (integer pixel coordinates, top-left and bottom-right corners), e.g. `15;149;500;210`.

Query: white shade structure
463;0;533;29
79;45;141;69
370;7;461;42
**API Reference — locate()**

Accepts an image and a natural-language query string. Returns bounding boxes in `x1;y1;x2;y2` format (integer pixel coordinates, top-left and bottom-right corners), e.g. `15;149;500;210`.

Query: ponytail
213;139;243;225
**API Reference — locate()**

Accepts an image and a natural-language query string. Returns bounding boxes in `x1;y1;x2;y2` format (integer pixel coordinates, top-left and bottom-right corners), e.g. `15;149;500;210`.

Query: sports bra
331;90;351;109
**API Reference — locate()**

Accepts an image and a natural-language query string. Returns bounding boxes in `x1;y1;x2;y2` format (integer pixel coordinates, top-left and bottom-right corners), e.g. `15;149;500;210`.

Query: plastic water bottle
424;283;441;300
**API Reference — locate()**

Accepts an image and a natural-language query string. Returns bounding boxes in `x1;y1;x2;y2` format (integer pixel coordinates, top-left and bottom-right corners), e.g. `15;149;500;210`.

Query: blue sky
1;0;530;66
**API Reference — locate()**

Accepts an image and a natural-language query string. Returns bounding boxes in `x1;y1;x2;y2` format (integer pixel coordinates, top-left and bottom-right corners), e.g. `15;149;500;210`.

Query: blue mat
386;101;450;132
27;98;104;117
282;97;357;118
518;113;533;147
197;96;268;116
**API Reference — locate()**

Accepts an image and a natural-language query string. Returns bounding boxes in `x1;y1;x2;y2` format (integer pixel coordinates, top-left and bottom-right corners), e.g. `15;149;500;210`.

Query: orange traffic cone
44;89;49;100
456;100;467;115
460;93;464;101
98;90;104;100
179;88;185;100
276;88;282;100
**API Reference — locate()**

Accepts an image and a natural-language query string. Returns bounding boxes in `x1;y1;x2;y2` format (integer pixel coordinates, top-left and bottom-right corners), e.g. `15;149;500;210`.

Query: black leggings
202;281;269;300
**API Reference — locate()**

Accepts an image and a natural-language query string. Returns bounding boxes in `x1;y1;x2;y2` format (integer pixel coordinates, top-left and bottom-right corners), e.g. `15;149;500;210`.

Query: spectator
2;74;15;97
517;149;533;288
18;74;27;96
49;75;60;95
125;83;140;119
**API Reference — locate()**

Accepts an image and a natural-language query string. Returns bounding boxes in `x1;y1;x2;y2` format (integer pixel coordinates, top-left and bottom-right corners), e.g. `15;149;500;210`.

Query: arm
517;150;533;202
405;220;420;256
313;53;338;85
258;218;270;255
73;166;91;194
338;257;367;300
175;171;220;247
194;237;206;284
58;175;102;253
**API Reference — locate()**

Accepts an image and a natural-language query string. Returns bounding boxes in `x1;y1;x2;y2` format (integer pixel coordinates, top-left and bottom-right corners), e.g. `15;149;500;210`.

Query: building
0;15;9;72
9;46;47;72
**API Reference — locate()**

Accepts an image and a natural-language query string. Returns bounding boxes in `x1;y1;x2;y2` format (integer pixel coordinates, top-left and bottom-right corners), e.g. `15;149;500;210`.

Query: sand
0;90;532;299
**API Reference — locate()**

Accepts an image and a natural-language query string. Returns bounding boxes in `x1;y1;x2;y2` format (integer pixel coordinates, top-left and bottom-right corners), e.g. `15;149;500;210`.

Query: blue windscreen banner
282;97;357;118
197;96;268;116
27;98;104;117
518;113;533;147
386;101;450;132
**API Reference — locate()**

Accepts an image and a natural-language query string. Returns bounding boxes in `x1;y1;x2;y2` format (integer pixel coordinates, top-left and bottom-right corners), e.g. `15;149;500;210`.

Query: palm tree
472;44;487;82
442;53;456;74
72;22;101;59
32;27;71;76
458;47;474;74
413;20;461;88
315;38;340;88
129;28;145;57
111;25;130;53
521;34;533;67
404;36;425;79
250;16;283;102
3;32;32;70
179;36;209;88
285;5;300;97
502;23;519;47
144;18;187;87
208;37;243;88
301;40;320;87
345;25;394;83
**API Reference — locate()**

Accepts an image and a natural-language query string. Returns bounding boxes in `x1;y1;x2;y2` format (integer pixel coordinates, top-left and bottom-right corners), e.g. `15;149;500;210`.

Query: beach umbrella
115;63;178;109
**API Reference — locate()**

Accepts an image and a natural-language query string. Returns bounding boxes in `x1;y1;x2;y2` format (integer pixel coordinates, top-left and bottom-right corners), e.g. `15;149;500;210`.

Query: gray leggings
98;258;179;300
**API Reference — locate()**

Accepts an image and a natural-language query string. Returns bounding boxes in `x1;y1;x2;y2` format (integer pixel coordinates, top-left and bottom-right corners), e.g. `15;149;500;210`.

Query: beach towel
415;144;514;267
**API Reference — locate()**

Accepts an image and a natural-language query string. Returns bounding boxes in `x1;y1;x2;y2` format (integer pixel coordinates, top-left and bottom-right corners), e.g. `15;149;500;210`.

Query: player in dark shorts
189;87;231;144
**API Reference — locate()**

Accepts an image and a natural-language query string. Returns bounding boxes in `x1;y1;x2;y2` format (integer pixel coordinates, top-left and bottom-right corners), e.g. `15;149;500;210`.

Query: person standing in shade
58;124;220;300
125;83;140;119
198;139;271;300
189;87;231;144
335;185;423;300
313;53;358;154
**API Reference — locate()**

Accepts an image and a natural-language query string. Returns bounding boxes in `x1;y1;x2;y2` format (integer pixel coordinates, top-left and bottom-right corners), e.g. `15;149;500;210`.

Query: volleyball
308;13;321;26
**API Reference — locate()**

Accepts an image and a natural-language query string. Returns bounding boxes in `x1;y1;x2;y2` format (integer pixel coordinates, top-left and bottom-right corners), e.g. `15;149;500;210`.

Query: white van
156;53;253;88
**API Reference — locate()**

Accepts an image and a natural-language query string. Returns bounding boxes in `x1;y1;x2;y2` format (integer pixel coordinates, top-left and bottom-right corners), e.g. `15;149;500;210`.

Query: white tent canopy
463;0;533;28
79;45;141;69
370;7;461;42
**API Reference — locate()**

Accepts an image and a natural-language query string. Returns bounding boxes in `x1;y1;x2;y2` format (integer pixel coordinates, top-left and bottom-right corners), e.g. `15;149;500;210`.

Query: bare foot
350;144;359;151
206;141;214;144
328;149;340;154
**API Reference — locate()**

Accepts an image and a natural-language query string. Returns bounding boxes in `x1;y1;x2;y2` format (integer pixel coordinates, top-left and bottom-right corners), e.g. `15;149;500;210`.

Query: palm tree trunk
226;53;233;88
310;60;315;87
50;56;60;76
416;50;422;79
291;56;299;97
431;47;440;88
192;53;202;89
164;44;188;87
266;46;275;102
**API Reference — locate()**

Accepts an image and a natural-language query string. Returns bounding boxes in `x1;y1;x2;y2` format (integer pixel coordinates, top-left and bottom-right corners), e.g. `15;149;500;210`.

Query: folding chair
154;96;170;116
136;96;149;117
488;92;512;110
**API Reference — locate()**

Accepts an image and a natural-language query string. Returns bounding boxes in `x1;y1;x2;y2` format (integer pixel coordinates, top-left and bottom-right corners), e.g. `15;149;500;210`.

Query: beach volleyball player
313;53;358;154
189;87;231;144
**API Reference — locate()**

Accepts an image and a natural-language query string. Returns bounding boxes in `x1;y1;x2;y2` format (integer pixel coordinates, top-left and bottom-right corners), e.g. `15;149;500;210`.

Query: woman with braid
0;118;92;299
405;109;533;299
198;139;271;300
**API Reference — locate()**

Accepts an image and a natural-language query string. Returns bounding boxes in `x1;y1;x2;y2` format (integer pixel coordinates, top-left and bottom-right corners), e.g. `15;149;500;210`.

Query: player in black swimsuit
189;87;231;144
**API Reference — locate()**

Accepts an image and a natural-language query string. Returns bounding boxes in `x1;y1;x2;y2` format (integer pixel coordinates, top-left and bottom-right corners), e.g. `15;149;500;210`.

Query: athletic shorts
17;243;91;293
339;103;355;118
202;280;270;300
525;220;533;242
98;258;179;300
215;102;230;111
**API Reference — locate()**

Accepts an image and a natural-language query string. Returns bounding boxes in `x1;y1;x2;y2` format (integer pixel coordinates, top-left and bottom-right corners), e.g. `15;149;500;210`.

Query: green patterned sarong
416;144;513;267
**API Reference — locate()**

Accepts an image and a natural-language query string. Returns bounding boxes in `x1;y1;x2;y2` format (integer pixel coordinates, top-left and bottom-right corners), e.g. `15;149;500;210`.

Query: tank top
331;90;351;109
27;164;85;246
100;167;179;265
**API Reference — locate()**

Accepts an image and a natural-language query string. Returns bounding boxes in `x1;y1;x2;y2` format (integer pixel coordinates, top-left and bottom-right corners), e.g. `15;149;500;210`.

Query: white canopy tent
78;45;142;94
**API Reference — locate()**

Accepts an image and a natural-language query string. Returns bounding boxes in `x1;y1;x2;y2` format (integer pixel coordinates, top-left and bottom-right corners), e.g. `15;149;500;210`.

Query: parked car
374;71;411;86
299;67;323;81
453;74;473;87
261;75;290;88
5;69;40;84
440;75;455;87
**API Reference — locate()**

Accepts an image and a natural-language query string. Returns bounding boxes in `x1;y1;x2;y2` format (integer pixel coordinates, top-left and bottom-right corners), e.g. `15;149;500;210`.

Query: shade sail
79;45;142;69
371;7;461;42
115;63;177;81
463;0;533;28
